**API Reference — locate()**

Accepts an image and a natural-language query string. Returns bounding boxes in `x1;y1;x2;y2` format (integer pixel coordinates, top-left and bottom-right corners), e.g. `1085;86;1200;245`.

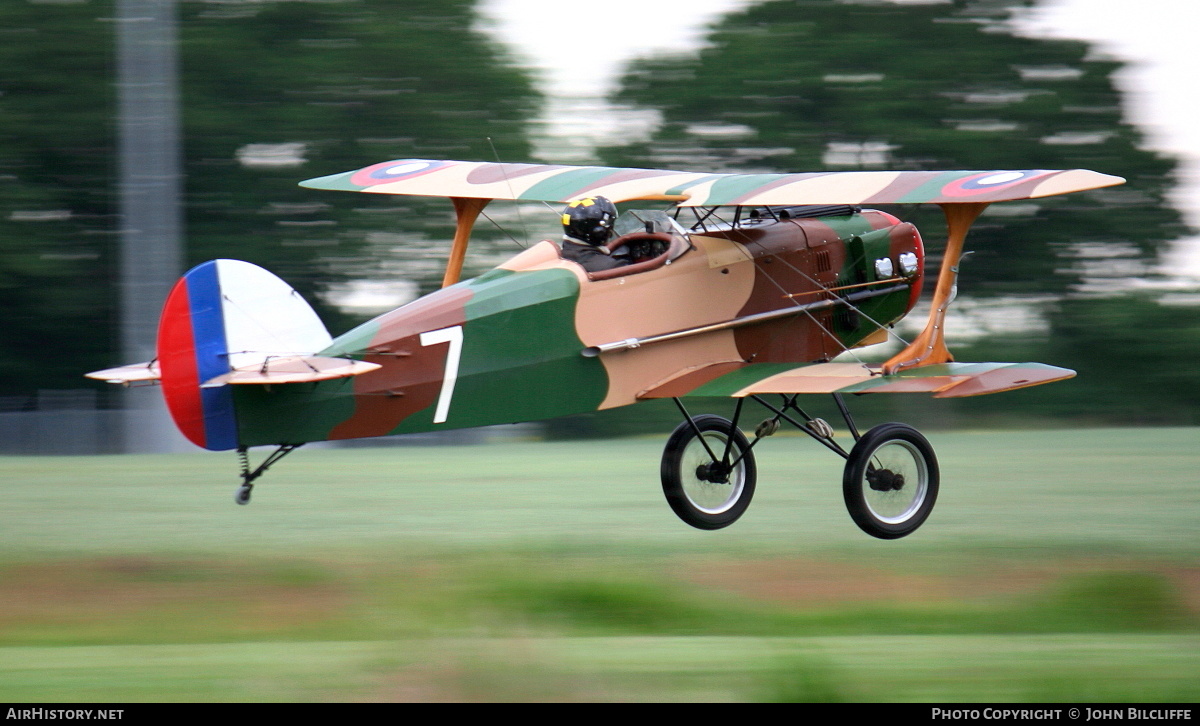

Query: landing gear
661;413;757;530
234;444;303;505
660;395;939;538
842;423;939;539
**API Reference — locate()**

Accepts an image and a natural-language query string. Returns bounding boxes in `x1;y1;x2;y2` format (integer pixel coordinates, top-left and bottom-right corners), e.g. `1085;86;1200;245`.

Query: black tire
842;423;938;539
661;414;756;530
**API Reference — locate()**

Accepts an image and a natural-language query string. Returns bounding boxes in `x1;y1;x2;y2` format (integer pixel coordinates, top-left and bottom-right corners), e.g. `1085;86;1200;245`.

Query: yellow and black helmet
561;196;617;247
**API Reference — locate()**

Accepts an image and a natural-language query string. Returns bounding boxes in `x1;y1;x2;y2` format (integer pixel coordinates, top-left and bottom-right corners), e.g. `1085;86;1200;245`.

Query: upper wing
300;158;1124;206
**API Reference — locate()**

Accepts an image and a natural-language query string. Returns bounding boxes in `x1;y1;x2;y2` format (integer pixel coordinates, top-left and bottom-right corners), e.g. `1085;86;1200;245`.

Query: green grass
0;427;1198;701
2;635;1196;702
2;428;1196;557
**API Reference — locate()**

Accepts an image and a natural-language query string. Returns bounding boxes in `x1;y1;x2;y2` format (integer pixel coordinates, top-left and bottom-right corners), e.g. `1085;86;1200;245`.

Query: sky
477;0;749;97
477;0;754;160
478;0;1200;278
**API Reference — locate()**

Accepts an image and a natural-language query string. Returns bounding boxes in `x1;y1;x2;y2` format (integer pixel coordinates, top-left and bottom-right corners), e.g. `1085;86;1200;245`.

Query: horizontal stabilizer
200;355;380;388
85;361;161;385
641;361;1075;399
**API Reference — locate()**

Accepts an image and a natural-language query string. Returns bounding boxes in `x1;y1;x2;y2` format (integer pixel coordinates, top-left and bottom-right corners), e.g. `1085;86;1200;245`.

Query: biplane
88;159;1124;539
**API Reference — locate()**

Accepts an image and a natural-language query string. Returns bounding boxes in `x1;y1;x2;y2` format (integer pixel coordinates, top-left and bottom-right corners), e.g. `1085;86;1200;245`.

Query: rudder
157;259;333;451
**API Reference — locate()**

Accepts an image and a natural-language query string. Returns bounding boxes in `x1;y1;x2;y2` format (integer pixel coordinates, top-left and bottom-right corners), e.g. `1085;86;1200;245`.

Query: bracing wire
487;136;530;247
480;209;528;249
700;207;911;365
716;207;911;346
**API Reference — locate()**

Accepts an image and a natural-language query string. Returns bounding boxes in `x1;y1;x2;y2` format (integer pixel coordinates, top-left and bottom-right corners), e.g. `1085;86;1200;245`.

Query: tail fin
157;259;335;451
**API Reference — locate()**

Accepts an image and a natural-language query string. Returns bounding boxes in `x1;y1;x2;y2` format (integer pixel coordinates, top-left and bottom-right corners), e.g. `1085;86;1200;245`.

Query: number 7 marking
419;325;463;424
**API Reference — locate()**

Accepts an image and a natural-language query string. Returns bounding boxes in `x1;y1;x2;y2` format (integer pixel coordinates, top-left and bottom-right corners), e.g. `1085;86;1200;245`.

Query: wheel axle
867;468;905;492
695;461;732;483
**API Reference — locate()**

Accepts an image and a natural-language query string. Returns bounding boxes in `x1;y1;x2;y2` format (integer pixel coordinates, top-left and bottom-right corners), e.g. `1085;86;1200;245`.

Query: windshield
614;209;690;241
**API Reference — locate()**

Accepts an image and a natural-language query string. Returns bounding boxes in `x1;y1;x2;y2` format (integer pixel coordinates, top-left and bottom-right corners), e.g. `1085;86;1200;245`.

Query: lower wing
640;360;1074;400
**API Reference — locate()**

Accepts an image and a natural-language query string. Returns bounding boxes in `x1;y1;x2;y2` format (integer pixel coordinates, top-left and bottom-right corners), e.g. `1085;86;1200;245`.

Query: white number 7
419;325;463;424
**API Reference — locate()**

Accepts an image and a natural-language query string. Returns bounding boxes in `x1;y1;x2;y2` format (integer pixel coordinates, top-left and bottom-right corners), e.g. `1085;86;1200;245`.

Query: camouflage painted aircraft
88;159;1124;539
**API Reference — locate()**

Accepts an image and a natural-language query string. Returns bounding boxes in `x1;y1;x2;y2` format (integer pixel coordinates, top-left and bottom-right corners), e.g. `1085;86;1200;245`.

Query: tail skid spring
235;444;304;505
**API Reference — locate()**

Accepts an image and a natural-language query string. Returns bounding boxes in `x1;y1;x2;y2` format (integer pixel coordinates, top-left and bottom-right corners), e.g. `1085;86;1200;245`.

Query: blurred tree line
0;0;537;400
1;0;1196;428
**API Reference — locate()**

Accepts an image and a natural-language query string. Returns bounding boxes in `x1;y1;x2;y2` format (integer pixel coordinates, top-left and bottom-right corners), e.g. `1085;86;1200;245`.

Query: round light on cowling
874;257;894;278
898;252;919;277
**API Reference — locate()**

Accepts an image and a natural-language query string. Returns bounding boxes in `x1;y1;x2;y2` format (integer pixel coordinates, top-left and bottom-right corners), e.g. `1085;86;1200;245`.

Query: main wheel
661;414;756;530
843;423;938;539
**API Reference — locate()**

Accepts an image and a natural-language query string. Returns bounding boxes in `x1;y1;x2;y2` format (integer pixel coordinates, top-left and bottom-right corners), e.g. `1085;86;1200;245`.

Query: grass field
1;427;1197;701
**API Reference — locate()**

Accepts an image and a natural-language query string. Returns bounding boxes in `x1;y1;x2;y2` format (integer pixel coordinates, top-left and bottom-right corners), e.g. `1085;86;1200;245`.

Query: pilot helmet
562;196;617;247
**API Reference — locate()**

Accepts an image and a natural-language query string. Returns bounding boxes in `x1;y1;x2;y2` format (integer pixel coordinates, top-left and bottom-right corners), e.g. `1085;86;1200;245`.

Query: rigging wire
770;248;912;349
714;207;913;347
479;209;528;249
701;210;865;364
699;207;912;366
487;136;530;247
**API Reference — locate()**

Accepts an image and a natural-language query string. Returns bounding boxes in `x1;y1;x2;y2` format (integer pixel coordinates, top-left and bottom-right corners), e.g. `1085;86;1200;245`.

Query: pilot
559;196;626;273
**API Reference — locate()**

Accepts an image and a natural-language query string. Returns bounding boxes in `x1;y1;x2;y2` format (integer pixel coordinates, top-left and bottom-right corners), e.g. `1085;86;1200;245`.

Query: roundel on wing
350;159;448;188
940;170;1046;198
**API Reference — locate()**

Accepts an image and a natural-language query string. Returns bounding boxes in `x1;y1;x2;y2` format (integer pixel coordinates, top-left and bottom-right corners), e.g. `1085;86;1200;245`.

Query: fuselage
231;207;924;447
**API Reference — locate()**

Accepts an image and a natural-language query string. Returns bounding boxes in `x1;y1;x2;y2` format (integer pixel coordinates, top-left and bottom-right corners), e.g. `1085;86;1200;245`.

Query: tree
0;2;117;398
0;0;540;398
178;0;541;319
600;0;1185;298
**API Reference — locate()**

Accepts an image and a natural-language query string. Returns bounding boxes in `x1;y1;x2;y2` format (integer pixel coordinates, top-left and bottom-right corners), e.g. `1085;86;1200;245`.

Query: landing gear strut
660;394;939;539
